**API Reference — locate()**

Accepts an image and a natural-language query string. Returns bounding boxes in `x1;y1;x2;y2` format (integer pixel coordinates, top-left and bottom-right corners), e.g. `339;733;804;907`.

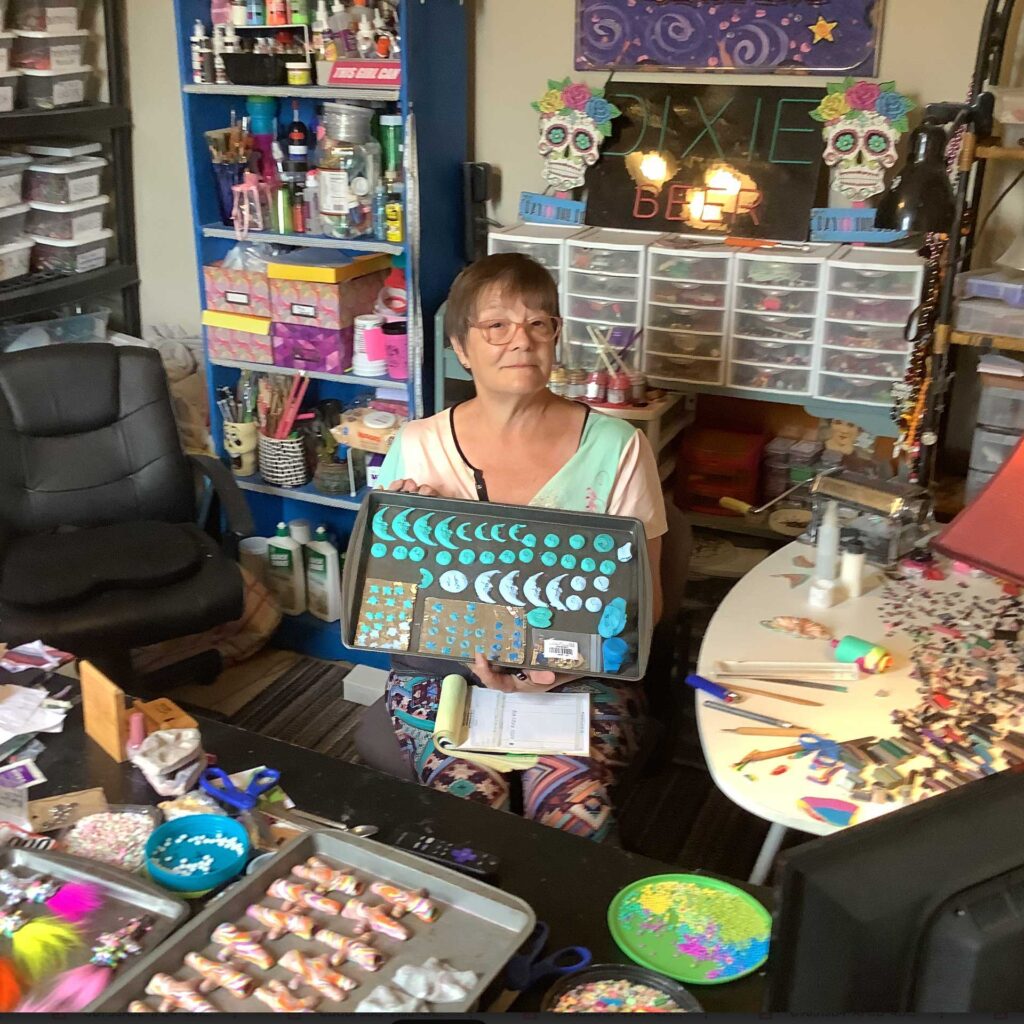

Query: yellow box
267;252;392;284
201;309;272;335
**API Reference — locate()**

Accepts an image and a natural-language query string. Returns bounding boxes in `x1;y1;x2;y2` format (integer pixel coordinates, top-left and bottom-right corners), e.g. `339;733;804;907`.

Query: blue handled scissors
199;766;281;812
506;921;591;992
799;733;842;767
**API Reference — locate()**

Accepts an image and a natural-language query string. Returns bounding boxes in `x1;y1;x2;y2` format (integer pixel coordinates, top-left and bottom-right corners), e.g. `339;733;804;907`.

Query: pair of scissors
199;766;281;812
799;734;842;767
487;921;591;1012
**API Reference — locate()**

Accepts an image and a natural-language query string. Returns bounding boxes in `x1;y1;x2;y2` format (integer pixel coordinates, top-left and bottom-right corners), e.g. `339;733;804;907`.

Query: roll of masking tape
832;634;892;673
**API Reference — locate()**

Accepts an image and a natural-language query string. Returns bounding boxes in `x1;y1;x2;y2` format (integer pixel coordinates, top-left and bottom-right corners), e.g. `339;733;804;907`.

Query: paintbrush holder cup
224;421;258;477
258;435;310;488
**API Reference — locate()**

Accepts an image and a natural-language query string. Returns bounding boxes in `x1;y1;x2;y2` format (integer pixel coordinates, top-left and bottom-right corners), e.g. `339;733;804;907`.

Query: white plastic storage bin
0;33;14;73
728;244;840;396
29;226;110;273
20;64;89;108
992;86;1024;148
965;467;994;503
563;227;653;370
12;29;88;71
487;223;586;287
0;304;109;350
978;383;1024;432
10;0;80;32
24;155;104;203
27;194;107;239
957;268;1024;309
0;202;28;244
815;248;925;408
970;427;1022;475
0;69;20;112
955;298;1024;340
0;153;29;208
0;237;32;282
643;236;733;387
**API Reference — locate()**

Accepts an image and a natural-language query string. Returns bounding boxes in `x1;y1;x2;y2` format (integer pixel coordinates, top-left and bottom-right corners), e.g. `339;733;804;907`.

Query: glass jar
317;102;382;240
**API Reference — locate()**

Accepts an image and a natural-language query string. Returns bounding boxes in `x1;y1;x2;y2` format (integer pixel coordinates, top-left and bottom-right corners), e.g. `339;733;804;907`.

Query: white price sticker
68;174;100;202
318;169;351;215
52;79;85;106
543;639;579;661
50;44;80;69
71;212;102;236
75;246;107;273
0;86;13;114
225;291;249;306
290;303;316;319
45;6;78;31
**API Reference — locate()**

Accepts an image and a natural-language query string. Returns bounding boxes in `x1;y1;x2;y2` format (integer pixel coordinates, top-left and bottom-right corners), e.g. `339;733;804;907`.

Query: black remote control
390;831;499;879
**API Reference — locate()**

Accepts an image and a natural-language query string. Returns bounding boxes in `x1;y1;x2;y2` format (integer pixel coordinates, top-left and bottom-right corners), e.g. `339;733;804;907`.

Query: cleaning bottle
355;12;374;57
329;0;355;54
267;521;306;615
311;0;330;58
814;501;840;582
306;526;342;622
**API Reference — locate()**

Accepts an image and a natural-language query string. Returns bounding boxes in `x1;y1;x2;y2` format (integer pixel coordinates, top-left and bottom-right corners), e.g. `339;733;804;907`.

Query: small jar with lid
585;369;608;403
566;368;586;400
548;364;568;396
317;101;382;240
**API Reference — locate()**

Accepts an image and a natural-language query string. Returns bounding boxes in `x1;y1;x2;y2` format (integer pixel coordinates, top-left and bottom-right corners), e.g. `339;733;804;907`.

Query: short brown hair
444;253;560;344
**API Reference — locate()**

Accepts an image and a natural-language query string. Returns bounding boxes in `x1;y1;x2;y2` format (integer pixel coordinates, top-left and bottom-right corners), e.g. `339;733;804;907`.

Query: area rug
227;656;366;763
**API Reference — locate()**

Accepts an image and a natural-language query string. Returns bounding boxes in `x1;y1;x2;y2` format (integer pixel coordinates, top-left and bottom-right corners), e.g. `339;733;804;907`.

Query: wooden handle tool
727;683;823;707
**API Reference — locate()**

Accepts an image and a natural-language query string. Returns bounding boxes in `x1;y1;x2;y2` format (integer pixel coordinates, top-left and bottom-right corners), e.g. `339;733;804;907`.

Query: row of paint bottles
223;0;310;27
267;522;342;621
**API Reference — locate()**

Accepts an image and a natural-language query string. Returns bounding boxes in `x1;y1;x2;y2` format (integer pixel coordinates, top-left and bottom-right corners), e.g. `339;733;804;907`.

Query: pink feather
44;882;102;923
15;963;111;1012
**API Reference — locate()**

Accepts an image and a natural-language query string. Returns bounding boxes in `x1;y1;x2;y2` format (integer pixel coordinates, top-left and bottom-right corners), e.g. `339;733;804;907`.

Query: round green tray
607;873;771;985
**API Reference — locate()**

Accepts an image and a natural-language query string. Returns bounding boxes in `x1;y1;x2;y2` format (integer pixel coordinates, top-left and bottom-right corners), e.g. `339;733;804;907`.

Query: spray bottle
355;12;374;58
305;526;342;622
329;0;355;55
311;0;330;59
267;522;306;615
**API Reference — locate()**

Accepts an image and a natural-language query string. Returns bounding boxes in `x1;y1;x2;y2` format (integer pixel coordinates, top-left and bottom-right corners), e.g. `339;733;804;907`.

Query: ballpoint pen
683;674;735;703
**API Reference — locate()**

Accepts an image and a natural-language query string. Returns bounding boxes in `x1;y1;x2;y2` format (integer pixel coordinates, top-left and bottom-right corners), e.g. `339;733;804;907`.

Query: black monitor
766;767;1024;1012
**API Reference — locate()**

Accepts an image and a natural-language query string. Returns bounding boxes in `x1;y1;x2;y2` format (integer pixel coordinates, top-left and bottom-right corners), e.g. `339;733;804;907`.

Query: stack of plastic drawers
728;245;839;396
487;223;586;289
817;248;925;408
643;236;733;386
967;378;1024;501
562;228;650;370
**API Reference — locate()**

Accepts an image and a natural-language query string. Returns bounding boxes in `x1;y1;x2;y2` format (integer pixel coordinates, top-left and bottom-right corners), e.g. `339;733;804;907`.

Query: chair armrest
189;454;255;543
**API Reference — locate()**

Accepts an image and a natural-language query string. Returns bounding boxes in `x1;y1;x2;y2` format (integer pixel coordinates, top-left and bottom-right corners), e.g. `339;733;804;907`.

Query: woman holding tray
376;252;666;842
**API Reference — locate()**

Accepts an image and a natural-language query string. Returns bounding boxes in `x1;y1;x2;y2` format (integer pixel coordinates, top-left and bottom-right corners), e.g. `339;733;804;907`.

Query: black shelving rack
0;0;140;333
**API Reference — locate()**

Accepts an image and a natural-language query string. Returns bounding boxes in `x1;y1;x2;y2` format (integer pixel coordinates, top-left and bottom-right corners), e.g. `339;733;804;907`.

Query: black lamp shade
875;124;956;234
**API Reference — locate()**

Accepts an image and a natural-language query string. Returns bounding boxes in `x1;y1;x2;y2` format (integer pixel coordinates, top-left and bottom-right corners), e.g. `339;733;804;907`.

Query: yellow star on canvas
809;15;838;43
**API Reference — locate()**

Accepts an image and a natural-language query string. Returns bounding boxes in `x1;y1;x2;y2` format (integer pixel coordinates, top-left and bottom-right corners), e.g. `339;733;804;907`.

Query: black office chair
0;343;254;689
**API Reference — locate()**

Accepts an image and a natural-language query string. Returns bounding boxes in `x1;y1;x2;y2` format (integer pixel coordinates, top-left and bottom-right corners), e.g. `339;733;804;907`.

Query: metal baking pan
342;490;652;680
96;829;535;1013
0;847;189;1011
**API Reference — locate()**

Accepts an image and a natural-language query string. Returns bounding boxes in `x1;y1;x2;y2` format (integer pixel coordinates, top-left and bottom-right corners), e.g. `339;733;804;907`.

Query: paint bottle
211;25;228;84
288;0;309;25
312;0;330;57
566;368;586;400
384;184;404;243
548;364;567;396
190;19;209;84
230;0;248;26
372;181;387;240
267;521;306;615
245;0;265;26
329;0;355;55
607;370;631;406
306;526;342;622
840;537;866;599
585;368;607;403
266;0;288;26
814;500;840;582
304;169;321;234
355;12;374;58
628;369;647;404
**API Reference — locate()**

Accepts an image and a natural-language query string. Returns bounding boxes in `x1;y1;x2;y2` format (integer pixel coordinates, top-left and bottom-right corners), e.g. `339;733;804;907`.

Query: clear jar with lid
317;102;382;240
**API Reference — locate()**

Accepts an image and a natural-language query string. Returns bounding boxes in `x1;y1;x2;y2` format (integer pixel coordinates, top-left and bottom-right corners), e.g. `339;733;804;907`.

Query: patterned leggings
385;673;645;842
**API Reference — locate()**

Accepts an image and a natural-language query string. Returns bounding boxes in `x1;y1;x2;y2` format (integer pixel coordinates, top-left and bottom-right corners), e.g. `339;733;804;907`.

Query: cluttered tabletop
0;658;771;1014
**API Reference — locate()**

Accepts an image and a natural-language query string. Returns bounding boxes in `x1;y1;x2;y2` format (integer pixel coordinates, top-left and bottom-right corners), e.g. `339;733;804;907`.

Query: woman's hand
471;655;577;693
385;479;440;497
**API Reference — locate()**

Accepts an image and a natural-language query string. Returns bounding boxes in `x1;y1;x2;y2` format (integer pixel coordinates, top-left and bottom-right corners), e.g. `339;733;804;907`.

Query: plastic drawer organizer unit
562;228;651;371
815;248;925;409
642;236;733;387
487;223;587;290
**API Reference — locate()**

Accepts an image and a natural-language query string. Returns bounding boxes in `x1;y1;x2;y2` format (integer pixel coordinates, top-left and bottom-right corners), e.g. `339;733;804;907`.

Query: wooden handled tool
727;683;822;708
723;727;810;737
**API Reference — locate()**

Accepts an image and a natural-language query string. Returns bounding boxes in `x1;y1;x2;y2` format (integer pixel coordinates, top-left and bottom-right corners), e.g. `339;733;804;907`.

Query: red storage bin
675;428;763;516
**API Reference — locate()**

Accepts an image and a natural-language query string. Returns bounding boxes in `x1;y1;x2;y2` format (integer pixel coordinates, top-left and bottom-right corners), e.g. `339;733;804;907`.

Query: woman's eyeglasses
467;316;562;347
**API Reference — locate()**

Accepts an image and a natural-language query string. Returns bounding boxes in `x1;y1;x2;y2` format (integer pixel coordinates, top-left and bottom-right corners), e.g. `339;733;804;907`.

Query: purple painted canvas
575;0;883;75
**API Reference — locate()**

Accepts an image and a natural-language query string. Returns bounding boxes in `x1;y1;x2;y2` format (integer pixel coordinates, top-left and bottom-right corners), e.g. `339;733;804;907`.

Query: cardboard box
203;263;272;318
269;268;386;331
203;309;273;364
272;321;353;374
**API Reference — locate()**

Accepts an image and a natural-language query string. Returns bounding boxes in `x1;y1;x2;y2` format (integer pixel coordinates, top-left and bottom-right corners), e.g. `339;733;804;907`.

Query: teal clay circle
459;550;476;565
522;533;537;548
600;559;617;575
393;546;408;561
519;549;534;564
436;550;453;566
560;554;577;570
541;551;558;567
480;550;496;565
594;534;614;553
499;550;516;564
371;543;387;558
569;534;586;550
581;557;596;573
544;533;560;548
408;546;425;562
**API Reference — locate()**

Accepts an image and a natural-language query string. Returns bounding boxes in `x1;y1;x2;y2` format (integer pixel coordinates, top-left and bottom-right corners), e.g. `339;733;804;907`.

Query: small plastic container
978;383;1024;432
0;202;28;244
0;153;30;209
0;237;32;282
822;347;906;379
20;63;90;108
957;269;1024;309
828;294;916;324
30;226;110;274
12;28;88;70
649;250;730;282
955;298;1024;339
0;68;20;112
25;155;105;203
645;350;723;385
818;371;893;405
734;311;813;342
644;328;722;359
649;278;727;308
647;304;723;334
567;269;638;300
27;193;107;238
737;284;818;316
144;815;250;897
567;294;638;324
59;804;161;872
677;428;763;515
0;304;110;350
0;32;14;73
733;336;813;368
992;86;1024;148
970;426;1022;474
541;964;703;1013
824;320;909;352
829;264;922;297
11;0;80;32
731;363;811;394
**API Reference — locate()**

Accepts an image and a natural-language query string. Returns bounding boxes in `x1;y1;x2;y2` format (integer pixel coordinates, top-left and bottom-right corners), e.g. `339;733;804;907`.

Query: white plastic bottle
306;526;342;622
814;501;840;582
840;537;866;599
267;521;306;615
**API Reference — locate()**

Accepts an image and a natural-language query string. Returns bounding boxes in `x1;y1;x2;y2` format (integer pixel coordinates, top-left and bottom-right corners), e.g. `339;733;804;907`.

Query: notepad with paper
433;675;591;773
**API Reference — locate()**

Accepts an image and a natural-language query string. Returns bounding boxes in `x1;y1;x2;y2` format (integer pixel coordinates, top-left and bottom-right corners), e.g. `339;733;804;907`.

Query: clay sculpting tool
723;727;811;737
724;683;822;707
735;744;805;765
701;699;803;730
683;674;735;702
742;677;849;693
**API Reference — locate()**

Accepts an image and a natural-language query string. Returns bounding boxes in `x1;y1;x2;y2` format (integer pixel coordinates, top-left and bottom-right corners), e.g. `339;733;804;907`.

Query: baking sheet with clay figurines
342;492;652;680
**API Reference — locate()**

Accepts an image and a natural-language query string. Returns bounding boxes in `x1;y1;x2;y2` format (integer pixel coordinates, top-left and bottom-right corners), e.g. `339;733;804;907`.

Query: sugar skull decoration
223;421;258;477
532;78;621;191
811;79;915;202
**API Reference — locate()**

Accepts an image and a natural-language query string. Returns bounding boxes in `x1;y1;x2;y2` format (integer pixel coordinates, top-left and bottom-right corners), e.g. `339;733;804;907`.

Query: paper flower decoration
533;78;622;191
811;78;916;201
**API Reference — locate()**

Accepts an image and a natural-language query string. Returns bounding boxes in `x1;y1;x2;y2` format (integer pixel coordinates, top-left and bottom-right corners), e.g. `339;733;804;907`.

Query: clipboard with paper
433;675;591;773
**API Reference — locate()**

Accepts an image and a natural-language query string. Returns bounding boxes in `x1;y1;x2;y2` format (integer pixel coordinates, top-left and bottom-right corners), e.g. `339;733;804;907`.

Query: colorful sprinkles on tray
615;879;769;982
553;978;682;1013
